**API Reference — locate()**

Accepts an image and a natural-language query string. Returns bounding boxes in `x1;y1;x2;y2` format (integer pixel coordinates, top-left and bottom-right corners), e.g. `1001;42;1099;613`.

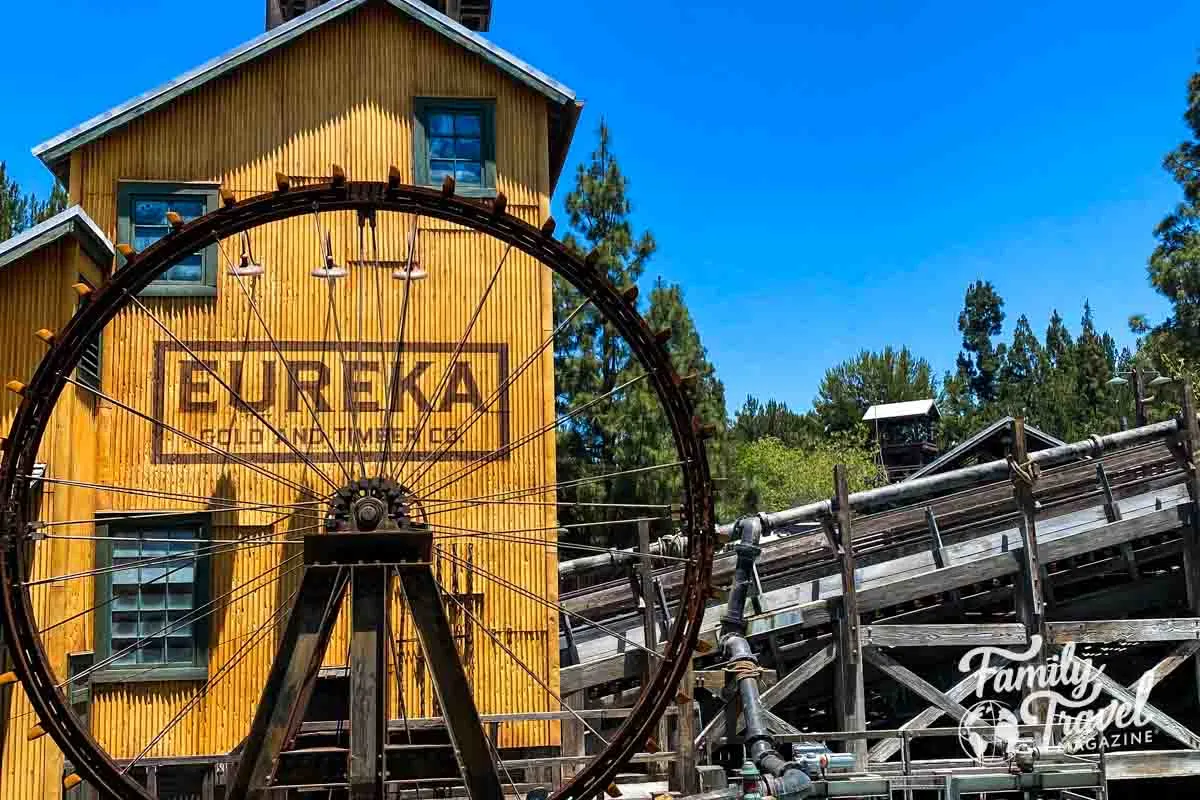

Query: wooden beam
833;464;867;768
869;661;1007;763
863;624;1026;648
673;658;698;794
925;507;949;568
1179;378;1200;705
349;567;387;799
693;642;836;748
862;647;969;721
1098;463;1140;580
1105;749;1200;780
1047;618;1200;644
1069;649;1200;750
1060;640;1200;752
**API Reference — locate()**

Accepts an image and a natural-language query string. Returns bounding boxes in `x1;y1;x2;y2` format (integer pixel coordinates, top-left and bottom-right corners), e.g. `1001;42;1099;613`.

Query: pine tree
0;163;67;241
1143;67;1200;358
552;122;723;546
955;281;1007;405
998;314;1043;419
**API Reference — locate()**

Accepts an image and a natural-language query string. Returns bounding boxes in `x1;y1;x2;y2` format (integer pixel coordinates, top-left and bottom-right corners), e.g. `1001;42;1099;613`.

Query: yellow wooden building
0;0;582;796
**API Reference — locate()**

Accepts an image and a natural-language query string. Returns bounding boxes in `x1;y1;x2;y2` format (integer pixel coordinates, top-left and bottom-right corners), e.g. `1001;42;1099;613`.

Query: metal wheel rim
0;180;717;800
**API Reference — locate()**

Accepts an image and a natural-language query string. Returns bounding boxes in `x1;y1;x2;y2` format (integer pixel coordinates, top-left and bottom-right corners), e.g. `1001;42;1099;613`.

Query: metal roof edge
0;206;114;274
905;416;1067;482
33;0;576;171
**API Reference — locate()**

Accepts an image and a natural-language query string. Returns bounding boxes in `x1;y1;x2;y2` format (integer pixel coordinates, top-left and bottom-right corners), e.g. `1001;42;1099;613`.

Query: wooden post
561;692;587;781
638;520;667;776
832;464;867;768
1009;419;1050;733
673;660;699;794
1177;378;1200;702
1097;463;1139;580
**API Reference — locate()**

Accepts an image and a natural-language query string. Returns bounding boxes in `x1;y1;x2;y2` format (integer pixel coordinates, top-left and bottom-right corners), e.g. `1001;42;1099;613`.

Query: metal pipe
556;533;687;577
720;516;763;636
716;418;1181;538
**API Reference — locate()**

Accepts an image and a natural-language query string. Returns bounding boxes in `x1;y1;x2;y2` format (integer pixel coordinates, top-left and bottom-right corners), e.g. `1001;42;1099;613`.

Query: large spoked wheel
0;180;716;799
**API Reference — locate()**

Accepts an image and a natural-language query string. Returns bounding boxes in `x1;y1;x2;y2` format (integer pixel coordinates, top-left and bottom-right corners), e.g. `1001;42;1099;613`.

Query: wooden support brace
862;647;970;721
833;464;867;768
1098;462;1140;579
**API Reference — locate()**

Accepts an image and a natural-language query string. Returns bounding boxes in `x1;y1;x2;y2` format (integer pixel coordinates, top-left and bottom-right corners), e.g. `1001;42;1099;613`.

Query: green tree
718;435;880;521
813;346;936;434
552;123;723;546
997;314;1043;418
730;396;817;447
0;163;66;241
955;280;1007;405
1141;68;1200;359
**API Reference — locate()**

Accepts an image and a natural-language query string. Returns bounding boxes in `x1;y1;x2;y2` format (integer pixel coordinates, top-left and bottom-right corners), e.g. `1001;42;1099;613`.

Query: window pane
171;198;205;219
167;639;194;665
142;540;168;558
455;113;482;137
162;262;203;283
111;640;138;666
133;233;165;252
168;584;194;609
133;199;168;226
456;161;482;185
111;613;138;639
113;561;140;585
169;561;195;583
141;566;167;585
430;160;455;184
141;583;167;609
430;137;455;159
429;112;455;136
167;613;193;638
113;586;139;611
138;640;165;664
455;138;481;160
113;540;141;559
140;612;166;637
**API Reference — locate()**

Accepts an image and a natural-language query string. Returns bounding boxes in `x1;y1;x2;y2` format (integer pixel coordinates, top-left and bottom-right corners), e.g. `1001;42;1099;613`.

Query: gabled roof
862;399;939;422
904;415;1065;482
33;0;580;185
0;206;113;273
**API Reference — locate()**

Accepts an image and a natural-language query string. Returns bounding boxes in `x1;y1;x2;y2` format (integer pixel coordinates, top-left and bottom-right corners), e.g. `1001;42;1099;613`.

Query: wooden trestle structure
552;387;1200;795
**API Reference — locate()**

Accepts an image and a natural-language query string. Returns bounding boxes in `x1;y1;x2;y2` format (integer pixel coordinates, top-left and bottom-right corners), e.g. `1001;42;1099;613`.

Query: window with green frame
93;517;210;683
413;98;497;197
117;182;220;297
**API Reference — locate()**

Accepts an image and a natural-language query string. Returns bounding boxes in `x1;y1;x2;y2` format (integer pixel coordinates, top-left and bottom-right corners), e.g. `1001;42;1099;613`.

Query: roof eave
32;0;577;177
0;206;115;274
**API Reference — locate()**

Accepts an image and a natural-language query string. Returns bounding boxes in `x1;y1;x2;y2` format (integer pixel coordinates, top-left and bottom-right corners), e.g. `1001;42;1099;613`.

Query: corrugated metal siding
0;3;559;786
0;241;105;799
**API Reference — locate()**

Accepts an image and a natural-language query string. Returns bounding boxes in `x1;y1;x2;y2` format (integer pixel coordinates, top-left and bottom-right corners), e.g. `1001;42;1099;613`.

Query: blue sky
3;0;1197;414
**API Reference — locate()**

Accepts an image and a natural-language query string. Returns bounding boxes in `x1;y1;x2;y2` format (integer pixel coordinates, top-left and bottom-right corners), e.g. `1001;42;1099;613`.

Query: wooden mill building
0;0;582;796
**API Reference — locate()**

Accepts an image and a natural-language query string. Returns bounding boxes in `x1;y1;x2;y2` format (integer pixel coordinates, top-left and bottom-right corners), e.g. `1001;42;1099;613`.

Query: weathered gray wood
349;567;387;799
1059;640;1200;752
925;507;948;568
863;624;1026;648
229;566;350;800
862;647;969;721
560;692;586;781
1103;749;1200;780
868;662;1007;763
673;659;698;794
833;465;867;768
561;499;1188;692
1047;618;1200;644
1098;463;1140;580
1070;652;1200;750
694;642;836;748
1180;380;1200;705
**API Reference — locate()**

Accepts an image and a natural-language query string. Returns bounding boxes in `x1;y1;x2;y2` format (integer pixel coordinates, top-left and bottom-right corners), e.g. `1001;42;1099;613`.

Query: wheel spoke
21;474;323;516
435;575;608;744
125;575;304;771
404;295;593;490
435;546;662;660
63;374;323;500
418;460;688;509
24;519;316;587
427;527;690;565
393;242;514;482
378;216;418;476
125;290;342;492
37;500;322;529
416;372;651;499
217;235;355;485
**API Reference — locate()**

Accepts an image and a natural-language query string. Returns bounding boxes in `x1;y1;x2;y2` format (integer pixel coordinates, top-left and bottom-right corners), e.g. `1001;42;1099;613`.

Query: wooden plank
925;507;948;568
862;647;969;721
1076;656;1200;750
833;465;866;768
1098;463;1140;580
1047;618;1200;644
349;567;387;799
1179;379;1200;705
673;659;698;794
562;502;1188;692
863;624;1026;648
1105;749;1200;780
868;662;1007;763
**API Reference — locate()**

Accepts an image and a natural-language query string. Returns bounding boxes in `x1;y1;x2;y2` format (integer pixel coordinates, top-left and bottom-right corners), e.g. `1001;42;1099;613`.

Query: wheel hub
326;477;414;533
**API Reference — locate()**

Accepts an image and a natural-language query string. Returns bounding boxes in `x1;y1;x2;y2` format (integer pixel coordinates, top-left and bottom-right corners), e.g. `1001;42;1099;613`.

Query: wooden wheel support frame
0;178;717;800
